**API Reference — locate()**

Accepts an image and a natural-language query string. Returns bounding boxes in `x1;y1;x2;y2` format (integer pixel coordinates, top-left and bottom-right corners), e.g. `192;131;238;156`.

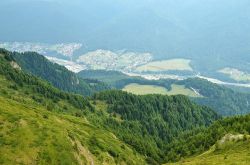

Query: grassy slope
167;135;250;165
0;76;145;165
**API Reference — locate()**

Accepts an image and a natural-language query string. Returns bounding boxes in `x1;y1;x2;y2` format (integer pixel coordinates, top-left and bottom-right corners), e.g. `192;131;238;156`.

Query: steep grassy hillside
0;87;145;165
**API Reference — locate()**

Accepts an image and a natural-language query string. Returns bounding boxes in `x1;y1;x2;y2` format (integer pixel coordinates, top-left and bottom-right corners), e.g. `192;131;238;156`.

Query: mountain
7;49;110;96
0;49;221;164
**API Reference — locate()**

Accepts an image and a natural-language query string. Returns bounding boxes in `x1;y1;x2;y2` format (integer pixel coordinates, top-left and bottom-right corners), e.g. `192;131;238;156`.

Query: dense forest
178;78;250;116
93;90;219;163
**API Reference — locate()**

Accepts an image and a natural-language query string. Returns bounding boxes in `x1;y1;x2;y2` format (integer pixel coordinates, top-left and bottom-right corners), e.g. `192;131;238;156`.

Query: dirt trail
68;134;95;165
219;134;244;145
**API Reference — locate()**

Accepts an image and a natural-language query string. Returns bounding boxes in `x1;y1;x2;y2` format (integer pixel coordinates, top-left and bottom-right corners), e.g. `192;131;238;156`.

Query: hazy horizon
1;0;250;79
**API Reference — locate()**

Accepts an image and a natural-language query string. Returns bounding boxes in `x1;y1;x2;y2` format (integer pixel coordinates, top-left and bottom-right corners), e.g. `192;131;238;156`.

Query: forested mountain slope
79;70;250;116
178;78;250;116
93;90;219;163
0;49;223;164
8;49;109;96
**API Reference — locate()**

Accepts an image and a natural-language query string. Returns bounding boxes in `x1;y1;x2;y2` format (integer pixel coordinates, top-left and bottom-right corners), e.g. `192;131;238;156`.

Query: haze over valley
1;41;250;89
1;0;250;85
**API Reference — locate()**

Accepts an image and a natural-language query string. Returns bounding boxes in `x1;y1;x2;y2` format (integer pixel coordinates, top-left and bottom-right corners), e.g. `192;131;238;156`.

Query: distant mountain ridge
6;49;110;96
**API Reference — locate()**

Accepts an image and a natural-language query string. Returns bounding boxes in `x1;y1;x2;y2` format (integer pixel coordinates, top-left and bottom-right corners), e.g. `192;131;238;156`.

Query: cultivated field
219;67;250;82
136;59;193;72
122;83;200;97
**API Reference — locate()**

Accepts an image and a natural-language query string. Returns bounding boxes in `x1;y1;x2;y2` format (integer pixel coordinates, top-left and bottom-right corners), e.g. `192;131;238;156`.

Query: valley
2;41;250;90
3;48;250;117
1;0;250;164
